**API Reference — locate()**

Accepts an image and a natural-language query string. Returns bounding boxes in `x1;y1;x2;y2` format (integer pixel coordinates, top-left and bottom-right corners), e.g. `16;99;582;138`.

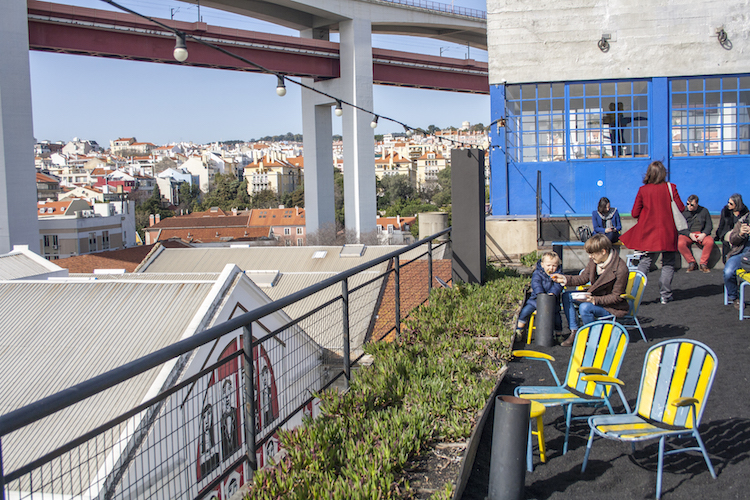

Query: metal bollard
535;293;556;347
488;396;529;500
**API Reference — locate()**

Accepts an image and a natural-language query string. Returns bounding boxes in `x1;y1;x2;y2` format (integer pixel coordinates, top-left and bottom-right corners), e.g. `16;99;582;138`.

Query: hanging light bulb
335;100;343;117
276;75;287;96
370;115;379;129
404;125;412;137
173;33;188;62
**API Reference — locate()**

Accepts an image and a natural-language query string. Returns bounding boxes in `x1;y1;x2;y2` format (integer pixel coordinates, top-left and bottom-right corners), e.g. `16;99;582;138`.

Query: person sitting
724;210;750;310
716;194;749;263
592;197;622;243
677;194;714;273
552;234;629;346
517;252;563;335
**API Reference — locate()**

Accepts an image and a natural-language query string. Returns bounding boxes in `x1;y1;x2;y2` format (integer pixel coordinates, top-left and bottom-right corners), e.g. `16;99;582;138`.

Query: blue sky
29;0;489;147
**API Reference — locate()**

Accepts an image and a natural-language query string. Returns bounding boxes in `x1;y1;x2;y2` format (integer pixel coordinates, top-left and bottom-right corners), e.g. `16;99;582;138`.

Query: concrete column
0;1;39;254
339;18;377;242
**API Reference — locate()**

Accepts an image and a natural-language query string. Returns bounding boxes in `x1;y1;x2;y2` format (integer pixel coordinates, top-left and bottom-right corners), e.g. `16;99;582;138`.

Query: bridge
1;0;487;253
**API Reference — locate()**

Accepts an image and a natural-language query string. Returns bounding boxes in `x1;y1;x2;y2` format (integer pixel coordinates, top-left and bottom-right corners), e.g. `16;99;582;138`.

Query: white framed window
89;232;97;251
297;238;303;246
387;224;394;234
284;228;291;235
102;231;110;250
296;227;303;235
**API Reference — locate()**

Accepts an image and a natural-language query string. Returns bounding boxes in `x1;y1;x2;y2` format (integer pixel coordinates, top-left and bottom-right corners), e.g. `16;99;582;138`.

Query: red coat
620;182;685;252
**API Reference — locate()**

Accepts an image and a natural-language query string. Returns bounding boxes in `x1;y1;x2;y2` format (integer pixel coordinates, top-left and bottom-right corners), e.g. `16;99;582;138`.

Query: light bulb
335;101;343;117
276;76;287;97
173;34;188;62
370;115;379;129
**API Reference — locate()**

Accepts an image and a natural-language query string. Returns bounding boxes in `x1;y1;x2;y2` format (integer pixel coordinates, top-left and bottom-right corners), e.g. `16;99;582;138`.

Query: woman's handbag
668;183;688;231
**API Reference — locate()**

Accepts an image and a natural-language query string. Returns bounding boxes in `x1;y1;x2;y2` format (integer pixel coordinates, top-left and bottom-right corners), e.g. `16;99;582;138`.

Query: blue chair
582;339;718;499
513;320;630;454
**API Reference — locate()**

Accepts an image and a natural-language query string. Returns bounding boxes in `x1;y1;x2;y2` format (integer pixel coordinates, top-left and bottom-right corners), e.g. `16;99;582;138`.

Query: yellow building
243;156;303;196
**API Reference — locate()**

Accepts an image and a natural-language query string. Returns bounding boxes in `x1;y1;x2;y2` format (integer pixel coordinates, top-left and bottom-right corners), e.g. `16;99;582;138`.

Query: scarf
596;250;614;276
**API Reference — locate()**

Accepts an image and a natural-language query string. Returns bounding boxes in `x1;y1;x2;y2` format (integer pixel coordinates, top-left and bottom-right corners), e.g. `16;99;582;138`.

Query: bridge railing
377;0;486;19
0;229;451;500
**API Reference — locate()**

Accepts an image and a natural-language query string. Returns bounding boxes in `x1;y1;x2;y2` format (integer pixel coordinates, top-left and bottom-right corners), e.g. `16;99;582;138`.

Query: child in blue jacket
517;252;563;333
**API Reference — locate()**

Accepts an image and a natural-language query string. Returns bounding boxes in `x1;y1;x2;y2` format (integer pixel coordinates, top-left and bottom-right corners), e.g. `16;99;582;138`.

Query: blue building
486;0;750;217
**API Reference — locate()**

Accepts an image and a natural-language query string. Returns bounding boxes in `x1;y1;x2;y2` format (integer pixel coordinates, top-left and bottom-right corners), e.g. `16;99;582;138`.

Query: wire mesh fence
0;232;451;500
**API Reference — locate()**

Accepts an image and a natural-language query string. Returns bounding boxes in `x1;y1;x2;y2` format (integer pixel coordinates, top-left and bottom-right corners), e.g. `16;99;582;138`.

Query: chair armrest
512;350;555;362
671;397;699;407
578;367;607;375
620;294;636;300
581;375;624;386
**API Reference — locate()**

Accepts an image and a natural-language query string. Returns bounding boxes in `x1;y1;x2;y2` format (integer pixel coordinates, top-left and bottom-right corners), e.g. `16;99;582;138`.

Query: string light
370;115;379;129
173;33;188;62
276;76;287;96
334;100;343;117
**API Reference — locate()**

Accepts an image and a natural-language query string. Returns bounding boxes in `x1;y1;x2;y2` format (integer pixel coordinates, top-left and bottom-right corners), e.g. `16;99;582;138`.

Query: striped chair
513;320;630;454
582;339;718;499
612;270;648;342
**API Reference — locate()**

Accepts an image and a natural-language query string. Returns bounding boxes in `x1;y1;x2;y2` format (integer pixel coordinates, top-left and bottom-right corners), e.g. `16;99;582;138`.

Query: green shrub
246;271;527;499
520;250;540;268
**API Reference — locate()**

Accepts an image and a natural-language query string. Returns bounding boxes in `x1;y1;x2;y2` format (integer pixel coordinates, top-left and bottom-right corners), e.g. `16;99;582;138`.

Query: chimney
295;206;299;216
232;208;238;216
397;215;400;227
149;214;155;227
156;213;161;224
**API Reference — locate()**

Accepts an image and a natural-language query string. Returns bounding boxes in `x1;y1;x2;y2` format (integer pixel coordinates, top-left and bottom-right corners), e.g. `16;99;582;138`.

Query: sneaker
734;299;742;311
686;262;698;273
700;264;710;273
660;296;673;304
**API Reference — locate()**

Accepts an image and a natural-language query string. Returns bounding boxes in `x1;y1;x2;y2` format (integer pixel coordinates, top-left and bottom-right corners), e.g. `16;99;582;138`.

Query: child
517;252;564;334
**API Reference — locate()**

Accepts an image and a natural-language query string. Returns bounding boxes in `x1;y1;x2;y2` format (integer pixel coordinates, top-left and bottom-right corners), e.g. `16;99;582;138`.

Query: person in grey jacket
724;211;750;310
677;194;714;273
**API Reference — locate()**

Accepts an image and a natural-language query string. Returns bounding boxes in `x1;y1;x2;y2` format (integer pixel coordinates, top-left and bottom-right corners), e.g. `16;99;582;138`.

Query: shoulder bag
668;183;688;231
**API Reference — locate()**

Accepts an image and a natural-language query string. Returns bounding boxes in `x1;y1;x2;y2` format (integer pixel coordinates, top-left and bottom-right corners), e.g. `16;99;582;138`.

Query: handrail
0;227;451;437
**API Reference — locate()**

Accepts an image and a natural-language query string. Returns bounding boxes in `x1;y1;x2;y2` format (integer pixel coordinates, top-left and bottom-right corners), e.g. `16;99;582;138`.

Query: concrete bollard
535;293;556;347
488;396;529;500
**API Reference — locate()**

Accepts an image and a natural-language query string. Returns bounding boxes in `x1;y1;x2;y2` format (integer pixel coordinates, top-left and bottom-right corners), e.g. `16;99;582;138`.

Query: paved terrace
464;267;749;499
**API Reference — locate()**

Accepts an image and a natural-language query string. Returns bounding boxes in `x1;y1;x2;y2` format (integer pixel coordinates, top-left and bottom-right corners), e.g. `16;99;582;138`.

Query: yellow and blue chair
604;270;648;342
582;339;718;499
513;320;630;454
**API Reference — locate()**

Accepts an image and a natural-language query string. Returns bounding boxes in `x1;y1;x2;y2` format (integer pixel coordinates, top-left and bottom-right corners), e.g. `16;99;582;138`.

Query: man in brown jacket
552;234;629;346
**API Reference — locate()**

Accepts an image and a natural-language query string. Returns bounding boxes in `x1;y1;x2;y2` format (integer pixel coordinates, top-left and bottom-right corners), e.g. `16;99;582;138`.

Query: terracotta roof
149;213;251;229
54;241;189;273
376;216;416;231
417;151;445;160
286;156;304;168
372;259;452;342
248;207;305;226
375;152;411;165
36;172;59;183
154;227;270;243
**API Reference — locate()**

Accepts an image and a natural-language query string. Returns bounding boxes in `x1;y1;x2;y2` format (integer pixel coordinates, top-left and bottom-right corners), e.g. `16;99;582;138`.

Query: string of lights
100;0;484;148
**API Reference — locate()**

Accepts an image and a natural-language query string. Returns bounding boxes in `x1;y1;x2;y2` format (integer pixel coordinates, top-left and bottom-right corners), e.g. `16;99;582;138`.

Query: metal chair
513;320;630;454
612;270;648;342
582;339;718;499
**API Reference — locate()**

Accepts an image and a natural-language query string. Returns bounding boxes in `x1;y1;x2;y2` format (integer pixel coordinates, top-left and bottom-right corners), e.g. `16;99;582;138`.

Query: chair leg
657;436;665;500
536;414;547;462
527;421;534;472
581;427;596;472
634;316;647;342
563;404;573;455
693;429;717;479
527;312;536;343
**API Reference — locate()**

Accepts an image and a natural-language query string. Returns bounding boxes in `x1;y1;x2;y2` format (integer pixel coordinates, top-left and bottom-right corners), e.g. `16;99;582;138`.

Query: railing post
242;325;257;475
394;255;401;337
341;279;351;387
0;437;6;500
428;240;433;295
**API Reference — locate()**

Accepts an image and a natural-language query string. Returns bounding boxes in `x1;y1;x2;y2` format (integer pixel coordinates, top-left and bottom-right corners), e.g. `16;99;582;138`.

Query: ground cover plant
246;267;528;499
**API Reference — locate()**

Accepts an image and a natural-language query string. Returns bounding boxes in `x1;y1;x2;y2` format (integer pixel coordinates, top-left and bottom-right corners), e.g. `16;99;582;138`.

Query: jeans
637;251;677;301
724;244;750;300
562;292;612;331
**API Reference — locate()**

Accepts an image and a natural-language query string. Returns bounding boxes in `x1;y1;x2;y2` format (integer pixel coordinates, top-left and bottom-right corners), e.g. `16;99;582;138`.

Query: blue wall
490;79;750;216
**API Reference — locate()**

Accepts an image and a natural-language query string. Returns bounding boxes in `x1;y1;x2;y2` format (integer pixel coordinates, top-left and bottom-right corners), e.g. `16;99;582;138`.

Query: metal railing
0;228;451;500
377;0;486;19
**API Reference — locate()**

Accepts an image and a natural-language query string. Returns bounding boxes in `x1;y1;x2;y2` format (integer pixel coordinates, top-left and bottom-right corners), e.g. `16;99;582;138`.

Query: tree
431;166;452;207
178;182;200;213
377;174;414;211
251;189;279;209
153;157;177;175
281;186;304;208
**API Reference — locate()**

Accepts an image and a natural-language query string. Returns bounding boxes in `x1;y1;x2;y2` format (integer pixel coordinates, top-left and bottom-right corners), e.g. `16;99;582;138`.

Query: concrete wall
487;0;750;84
485;217;538;262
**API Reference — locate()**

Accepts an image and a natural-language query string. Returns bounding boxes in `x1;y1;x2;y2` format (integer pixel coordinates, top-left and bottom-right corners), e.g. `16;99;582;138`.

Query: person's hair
540;252;560;266
584;233;612;254
687;194;699;204
729;193;746;212
643;161;667;185
597;197;610;214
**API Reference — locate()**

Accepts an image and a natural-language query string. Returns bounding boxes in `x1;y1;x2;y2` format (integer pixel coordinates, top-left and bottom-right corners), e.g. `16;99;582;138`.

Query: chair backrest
635;339;718;428
565;321;630;397
625;270;647;316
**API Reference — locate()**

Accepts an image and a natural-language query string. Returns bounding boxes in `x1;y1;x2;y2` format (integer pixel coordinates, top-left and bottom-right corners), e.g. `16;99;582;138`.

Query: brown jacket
727;212;750;259
565;252;629;317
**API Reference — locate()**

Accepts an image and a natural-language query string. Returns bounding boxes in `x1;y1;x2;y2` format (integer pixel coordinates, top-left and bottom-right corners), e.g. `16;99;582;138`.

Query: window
506;80;649;161
296;227;303;235
284;228;291;235
102;231;110;250
387;224;394;234
377;225;383;234
89;232;97;251
297;238;303;246
670;76;750;156
44;235;51;247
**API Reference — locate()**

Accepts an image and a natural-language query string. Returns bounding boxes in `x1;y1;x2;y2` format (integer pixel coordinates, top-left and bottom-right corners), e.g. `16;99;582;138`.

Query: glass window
671;76;750;156
506;79;649;162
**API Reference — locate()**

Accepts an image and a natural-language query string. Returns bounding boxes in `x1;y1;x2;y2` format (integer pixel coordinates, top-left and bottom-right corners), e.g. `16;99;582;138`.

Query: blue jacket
592;208;622;234
527;260;563;307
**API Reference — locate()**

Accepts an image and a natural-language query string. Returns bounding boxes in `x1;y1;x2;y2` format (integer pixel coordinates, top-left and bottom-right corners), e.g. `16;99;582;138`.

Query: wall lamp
598;34;611;53
276;76;287;96
173;33;188;62
717;28;732;50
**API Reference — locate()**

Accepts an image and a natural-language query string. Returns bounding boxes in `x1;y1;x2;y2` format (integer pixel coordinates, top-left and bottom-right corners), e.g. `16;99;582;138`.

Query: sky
29;0;490;147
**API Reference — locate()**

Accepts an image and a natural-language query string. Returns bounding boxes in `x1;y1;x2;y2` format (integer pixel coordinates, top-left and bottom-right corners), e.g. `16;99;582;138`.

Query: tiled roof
154;227;270;243
376;216;416;230
149;213;250;229
248;207;305;226
36;172;59;183
55;241;189;273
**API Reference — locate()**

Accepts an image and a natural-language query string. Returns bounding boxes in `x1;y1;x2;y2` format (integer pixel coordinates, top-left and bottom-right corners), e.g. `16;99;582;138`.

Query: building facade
487;0;750;216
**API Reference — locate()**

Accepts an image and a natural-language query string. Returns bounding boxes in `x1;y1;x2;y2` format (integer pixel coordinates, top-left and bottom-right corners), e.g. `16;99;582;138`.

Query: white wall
487;0;750;84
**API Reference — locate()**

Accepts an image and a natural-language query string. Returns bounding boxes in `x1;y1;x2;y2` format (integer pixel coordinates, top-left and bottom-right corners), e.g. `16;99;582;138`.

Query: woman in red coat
620;161;685;304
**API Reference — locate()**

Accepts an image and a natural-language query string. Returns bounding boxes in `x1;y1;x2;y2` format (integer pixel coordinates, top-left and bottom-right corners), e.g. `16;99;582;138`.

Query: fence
378;0;487;19
0;229;451;500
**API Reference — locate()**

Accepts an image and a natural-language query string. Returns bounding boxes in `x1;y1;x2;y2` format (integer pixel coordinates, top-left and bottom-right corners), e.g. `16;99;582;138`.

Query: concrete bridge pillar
0;1;39;253
300;18;376;242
